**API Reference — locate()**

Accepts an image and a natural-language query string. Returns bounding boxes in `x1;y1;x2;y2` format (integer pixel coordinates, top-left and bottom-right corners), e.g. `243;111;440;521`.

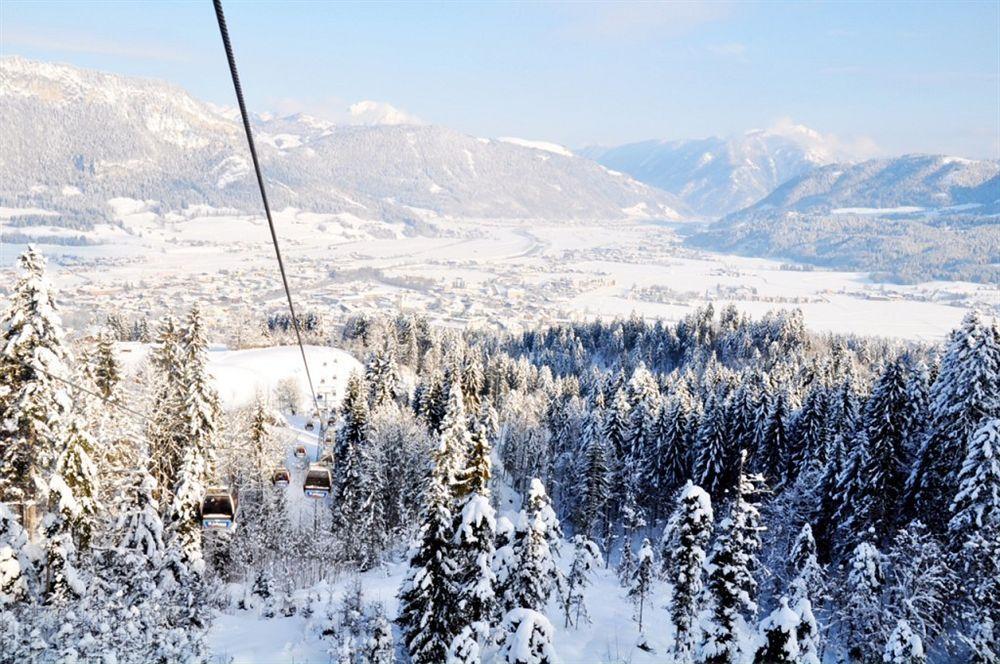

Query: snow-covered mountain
736;154;1000;215
580;123;858;218
690;154;1000;283
0;56;684;228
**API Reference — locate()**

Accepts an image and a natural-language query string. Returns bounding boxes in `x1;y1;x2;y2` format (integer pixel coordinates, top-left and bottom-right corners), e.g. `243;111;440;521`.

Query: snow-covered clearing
208;543;671;664
116;343;361;411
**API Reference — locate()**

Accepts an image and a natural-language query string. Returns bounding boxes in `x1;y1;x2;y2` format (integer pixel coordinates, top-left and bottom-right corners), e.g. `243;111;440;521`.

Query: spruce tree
841;541;885;662
49;413;101;552
397;459;459;663
667;482;714;662
906;312;1000;530
92;331;121;401
756;394;790;489
452;419;497;648
147;316;185;506
697;462;763;664
695;393;735;503
438;381;472;497
494;609;558;664
950;417;1000;537
883;619;925;664
0;247;73;506
753;598;800;664
576;406;609;540
560;535;603;628
0;504;30;605
628;538;654;633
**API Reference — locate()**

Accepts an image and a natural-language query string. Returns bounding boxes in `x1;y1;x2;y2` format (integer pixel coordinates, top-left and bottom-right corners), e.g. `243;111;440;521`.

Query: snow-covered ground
207;540;671;664
116;343;362;411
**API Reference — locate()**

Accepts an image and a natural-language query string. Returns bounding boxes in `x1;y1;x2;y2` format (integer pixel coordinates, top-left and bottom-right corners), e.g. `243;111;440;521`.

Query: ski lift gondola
271;468;291;487
303;464;332;499
201;487;238;530
294;445;308;459
305;420;316;432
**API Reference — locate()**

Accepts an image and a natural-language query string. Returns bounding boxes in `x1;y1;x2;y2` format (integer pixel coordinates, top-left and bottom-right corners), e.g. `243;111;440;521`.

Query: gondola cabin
271;468;290;487
294;445;307;459
201;487;237;530
305;420;315;432
303;464;332;499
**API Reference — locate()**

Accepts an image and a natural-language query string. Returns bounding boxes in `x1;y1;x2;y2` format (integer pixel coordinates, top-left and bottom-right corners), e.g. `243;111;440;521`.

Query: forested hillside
1;247;998;662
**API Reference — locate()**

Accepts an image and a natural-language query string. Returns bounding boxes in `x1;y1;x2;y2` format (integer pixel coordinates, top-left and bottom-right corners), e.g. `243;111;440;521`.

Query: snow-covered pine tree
787;382;828;482
165;436;207;576
147;315;186;506
397;456;459;663
906;311;1000;531
92;331;121;401
42;513;85;604
49;412;101;552
956;522;999;663
753;597;800;664
666;482;714;662
0;503;30;605
367;603;396;664
841;541;886;662
575;404;609;540
790;581;821;664
756;393;790;490
0;247;72;509
885;521;954;651
452;418;497;648
883;618;926;664
505;508;556;614
334;374;386;568
560;535;603;628
949;417;1000;537
447;625;480;664
493;608;558;664
697;459;763;664
842;357;918;542
812;432;847;562
366;342;402;411
525;477;562;555
438;380;472;498
628;538;654;633
178;305;220;481
695;392;736;503
787;523;825;609
603;387;632;511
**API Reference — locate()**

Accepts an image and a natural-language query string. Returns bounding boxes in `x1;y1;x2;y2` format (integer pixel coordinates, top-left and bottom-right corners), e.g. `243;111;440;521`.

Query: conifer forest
1;246;998;663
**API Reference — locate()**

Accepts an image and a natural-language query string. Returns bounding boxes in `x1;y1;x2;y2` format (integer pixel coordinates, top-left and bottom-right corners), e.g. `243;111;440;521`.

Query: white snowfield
116;343;361;411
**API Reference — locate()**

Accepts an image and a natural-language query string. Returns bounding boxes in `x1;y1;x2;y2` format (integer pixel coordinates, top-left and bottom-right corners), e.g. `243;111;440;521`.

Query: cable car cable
212;0;322;424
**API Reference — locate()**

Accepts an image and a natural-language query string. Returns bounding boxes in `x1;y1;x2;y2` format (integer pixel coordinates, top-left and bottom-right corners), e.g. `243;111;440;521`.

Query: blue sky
2;1;997;158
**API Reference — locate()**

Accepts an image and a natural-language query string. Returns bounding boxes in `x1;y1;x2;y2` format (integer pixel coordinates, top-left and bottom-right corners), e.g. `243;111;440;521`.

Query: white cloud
766;117;882;161
348;100;422;126
264;96;422;127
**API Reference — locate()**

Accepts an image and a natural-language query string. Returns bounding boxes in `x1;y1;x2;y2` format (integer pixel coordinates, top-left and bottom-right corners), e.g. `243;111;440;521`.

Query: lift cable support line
212;0;322;425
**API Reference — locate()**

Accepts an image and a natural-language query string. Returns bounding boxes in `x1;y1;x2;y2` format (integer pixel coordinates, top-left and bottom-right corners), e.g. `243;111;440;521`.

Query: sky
2;1;998;159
